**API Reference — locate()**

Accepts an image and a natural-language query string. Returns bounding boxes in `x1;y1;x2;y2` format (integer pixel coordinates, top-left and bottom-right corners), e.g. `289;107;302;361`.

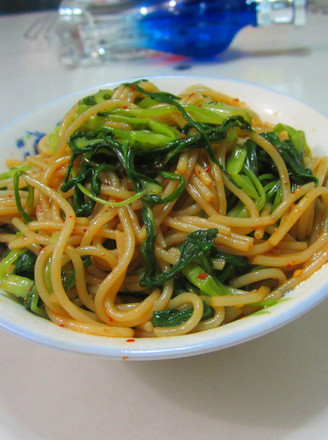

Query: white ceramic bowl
0;76;328;360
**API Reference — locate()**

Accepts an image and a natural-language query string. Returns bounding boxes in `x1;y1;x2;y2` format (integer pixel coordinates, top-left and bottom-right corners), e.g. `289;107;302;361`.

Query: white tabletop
1;9;328;440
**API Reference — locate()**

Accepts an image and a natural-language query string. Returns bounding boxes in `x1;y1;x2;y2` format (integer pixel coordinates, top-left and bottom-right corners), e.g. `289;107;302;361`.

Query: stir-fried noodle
0;80;327;338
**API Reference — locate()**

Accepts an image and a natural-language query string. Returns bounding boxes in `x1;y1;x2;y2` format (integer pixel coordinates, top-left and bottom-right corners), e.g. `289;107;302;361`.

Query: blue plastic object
57;0;306;65
135;0;257;58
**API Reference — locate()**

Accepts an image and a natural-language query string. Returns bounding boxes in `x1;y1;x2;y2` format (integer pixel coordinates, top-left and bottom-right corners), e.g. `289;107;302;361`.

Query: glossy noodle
0;80;327;338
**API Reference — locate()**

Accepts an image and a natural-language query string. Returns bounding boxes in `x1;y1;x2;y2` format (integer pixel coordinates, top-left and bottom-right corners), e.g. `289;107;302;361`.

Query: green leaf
140;228;218;289
139;202;157;284
273;123;310;156
261;132;317;185
0;165;31;181
13;250;37;278
182;263;231;296
152;301;213;327
13;170;34;223
0;249;25;280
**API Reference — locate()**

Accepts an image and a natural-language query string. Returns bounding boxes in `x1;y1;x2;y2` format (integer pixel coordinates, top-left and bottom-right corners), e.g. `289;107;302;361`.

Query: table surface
1;9;328;440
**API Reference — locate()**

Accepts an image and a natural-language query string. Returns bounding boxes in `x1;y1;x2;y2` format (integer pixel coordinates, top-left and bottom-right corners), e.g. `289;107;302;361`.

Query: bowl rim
1;74;328;360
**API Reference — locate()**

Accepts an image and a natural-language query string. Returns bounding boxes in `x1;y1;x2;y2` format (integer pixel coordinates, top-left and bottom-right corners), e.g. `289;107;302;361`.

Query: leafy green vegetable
123;81;251;176
139;203;157;284
226;142;268;215
140;228;218;289
261;131;317;185
0;249;46;318
77;89;113;116
104;126;175;151
24;284;47;318
0;273;34;298
108;100;251;125
0;165;31;181
227;145;259;199
182;263;231;296
73;162;107;216
210;249;251;284
273;123;310;156
152;301;213;327
223;125;317;217
13;250;37;278
0;249;25;280
81;255;92;267
105;114;178;139
61;269;75;291
143;171;185;205
13;170;34;223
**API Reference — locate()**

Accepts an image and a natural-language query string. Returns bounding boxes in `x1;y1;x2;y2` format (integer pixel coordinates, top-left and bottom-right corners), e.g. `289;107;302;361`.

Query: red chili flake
83;228;87;233
122;356;129;360
233;98;240;103
108;316;114;322
39;247;44;253
59;324;65;328
126;338;135;343
68;215;73;219
286;264;293;268
122;105;128;109
205;167;211;173
131;84;136;91
100;253;105;257
181;134;187;140
113;197;122;203
198;273;208;279
198;104;202;107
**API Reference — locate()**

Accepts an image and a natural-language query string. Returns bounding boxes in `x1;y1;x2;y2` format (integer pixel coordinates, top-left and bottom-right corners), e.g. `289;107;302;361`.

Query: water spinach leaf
152;301;213;327
140;228;218;289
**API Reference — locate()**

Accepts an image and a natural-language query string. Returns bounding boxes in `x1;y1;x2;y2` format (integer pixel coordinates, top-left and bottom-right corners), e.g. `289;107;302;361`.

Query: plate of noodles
0;75;328;360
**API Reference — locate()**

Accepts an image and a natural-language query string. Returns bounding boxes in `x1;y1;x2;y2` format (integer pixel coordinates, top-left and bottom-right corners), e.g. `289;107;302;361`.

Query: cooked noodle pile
0;80;327;338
